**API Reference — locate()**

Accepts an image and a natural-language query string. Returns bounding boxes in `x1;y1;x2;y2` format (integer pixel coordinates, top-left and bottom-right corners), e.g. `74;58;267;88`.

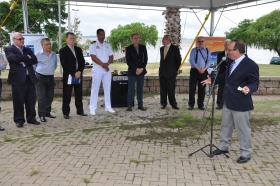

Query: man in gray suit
202;40;259;163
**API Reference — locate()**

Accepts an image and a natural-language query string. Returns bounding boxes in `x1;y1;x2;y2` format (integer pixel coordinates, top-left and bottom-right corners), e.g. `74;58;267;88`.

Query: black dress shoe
127;106;132;111
172;105;179;110
138;106;146;111
64;115;70;119
237;156;251;164
213;148;229;155
46;113;56;118
161;105;166;109
188;106;193;110
216;106;222;110
39;116;47;122
28;120;40;125
198;106;205;110
77;113;87;116
15;122;23;128
0;126;5;131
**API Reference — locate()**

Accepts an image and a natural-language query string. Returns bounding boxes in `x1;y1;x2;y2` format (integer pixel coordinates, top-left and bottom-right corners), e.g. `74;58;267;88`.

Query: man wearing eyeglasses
201;40;259;163
188;36;211;110
4;32;40;128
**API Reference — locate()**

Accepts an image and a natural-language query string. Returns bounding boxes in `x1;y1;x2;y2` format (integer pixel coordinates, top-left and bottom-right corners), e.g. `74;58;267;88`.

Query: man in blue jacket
202;39;259;164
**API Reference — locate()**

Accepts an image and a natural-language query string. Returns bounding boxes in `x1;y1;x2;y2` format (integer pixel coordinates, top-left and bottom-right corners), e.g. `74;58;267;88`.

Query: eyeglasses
198;40;204;43
132;38;139;40
14;37;25;41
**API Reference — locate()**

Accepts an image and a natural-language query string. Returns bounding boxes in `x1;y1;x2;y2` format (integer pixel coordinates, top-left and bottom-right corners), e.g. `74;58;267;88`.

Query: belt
36;72;53;77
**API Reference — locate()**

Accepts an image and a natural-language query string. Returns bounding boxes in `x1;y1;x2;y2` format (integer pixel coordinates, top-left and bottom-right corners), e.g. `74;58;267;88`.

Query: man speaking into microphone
201;39;259;164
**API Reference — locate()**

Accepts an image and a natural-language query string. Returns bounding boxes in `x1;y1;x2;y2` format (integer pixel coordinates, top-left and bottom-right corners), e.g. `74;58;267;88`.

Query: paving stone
0;95;280;185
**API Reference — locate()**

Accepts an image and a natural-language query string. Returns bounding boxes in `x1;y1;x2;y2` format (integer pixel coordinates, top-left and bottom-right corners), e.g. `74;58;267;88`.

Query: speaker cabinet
111;75;128;107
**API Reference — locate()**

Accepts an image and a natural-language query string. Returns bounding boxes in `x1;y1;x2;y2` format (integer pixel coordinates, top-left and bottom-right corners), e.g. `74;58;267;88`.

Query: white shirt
230;54;245;74
89;40;113;72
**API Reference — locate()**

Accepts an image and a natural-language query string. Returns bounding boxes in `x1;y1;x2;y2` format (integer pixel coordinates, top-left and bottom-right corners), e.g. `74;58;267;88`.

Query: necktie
164;46;167;59
229;61;235;77
70;47;78;70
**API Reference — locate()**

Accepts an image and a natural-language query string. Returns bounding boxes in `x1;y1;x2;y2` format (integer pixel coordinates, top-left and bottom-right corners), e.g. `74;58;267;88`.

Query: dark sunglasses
14;37;25;41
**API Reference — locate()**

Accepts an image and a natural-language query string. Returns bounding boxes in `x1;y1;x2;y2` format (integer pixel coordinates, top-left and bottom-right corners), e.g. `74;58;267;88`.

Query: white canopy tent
66;0;278;10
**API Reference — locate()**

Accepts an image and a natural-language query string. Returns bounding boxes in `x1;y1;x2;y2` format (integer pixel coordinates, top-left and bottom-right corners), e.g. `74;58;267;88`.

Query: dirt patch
120;115;280;145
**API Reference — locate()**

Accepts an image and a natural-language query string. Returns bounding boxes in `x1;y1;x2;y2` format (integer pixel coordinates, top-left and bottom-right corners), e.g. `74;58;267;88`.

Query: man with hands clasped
201;39;259;164
188;36;211;110
89;28;115;115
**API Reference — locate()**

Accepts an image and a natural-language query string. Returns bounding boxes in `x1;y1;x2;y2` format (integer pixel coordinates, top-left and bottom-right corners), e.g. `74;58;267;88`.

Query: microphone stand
189;60;230;159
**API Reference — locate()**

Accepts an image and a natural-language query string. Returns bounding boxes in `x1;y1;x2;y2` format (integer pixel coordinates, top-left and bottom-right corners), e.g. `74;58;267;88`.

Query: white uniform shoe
105;108;115;113
90;110;96;115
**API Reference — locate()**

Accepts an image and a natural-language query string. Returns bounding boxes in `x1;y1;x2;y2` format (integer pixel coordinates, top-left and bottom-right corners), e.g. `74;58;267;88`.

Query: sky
0;0;279;39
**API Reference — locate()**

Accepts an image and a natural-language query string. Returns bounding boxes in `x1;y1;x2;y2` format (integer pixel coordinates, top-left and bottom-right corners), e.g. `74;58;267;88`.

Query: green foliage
246;9;280;56
107;22;158;52
0;0;68;41
225;19;253;44
78;39;94;51
0;28;9;50
225;10;280;57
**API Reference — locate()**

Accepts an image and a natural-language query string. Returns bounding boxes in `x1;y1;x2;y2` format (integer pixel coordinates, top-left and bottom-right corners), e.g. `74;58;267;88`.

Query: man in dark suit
216;39;231;109
4;32;40;127
202;39;259;164
159;35;181;109
126;33;148;111
59;32;87;119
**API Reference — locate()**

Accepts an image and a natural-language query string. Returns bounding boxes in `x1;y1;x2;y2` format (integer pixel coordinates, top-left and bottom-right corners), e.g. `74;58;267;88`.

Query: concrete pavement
0;94;279;186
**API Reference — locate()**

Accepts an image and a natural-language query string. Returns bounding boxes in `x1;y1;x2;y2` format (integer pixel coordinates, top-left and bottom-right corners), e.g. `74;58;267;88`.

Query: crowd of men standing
1;32;260;164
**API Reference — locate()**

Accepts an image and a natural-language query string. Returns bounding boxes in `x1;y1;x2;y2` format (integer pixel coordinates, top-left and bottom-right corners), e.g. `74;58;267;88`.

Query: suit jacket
59;45;85;84
4;44;38;85
215;56;259;111
217;50;229;75
159;44;181;78
125;44;147;76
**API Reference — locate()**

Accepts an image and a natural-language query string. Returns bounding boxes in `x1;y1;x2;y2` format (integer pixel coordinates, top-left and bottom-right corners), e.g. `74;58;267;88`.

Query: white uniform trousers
89;71;112;111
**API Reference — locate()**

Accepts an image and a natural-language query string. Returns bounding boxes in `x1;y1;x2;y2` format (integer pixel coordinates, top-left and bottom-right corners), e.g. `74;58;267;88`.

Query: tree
246;10;280;56
0;28;10;51
225;19;253;44
0;0;68;41
107;22;158;52
78;39;94;52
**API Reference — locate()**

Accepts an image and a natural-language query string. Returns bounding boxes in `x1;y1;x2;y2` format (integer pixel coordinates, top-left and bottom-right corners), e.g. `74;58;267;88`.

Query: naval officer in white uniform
89;28;115;115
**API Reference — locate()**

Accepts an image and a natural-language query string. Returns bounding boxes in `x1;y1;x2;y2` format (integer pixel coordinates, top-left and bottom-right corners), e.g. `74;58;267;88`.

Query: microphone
216;57;227;69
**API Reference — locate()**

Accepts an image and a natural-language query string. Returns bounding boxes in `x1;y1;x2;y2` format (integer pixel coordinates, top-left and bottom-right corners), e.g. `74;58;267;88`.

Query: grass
29;166;40;176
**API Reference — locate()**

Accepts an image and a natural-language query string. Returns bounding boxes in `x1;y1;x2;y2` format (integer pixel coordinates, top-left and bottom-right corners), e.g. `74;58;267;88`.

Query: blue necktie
228;61;235;77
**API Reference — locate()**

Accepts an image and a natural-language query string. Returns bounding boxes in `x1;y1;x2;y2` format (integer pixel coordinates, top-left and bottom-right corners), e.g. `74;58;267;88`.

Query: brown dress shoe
127;106;132;111
138;106;146;111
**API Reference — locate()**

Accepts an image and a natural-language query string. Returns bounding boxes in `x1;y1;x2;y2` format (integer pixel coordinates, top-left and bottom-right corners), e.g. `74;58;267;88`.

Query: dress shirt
15;45;29;75
189;47;211;68
68;45;78;70
0;53;6;76
164;43;171;56
229;54;245;74
34;49;57;75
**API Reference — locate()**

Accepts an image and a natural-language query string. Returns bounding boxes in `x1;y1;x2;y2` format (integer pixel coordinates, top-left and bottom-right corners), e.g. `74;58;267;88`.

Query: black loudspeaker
111;75;128;107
